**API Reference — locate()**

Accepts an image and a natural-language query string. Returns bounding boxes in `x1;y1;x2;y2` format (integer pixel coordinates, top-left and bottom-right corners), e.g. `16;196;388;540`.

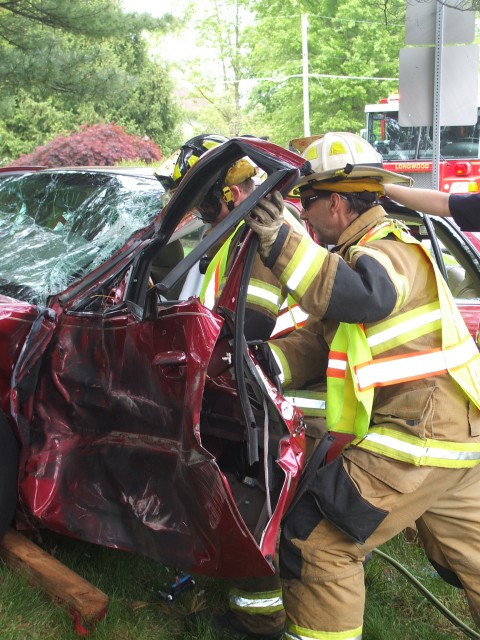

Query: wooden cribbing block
0;528;108;633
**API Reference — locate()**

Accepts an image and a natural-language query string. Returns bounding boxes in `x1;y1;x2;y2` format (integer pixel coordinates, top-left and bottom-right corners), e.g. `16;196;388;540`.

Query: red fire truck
363;94;480;193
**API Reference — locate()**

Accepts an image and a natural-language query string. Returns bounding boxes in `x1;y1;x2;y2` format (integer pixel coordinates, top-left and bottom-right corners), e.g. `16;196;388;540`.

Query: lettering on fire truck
393;162;432;172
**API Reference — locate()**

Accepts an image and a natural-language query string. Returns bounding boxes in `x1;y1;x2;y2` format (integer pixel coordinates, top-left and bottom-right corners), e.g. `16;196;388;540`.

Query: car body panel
2;139;480;579
1;138;307;578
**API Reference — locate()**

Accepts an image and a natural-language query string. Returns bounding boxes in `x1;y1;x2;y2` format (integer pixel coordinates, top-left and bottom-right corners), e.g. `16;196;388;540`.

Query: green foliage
243;0;406;146
0;529;475;639
169;0;405;147
0;1;183;163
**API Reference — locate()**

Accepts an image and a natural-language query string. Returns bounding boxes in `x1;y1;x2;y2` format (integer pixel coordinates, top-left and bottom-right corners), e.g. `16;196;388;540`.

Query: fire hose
373;548;480;639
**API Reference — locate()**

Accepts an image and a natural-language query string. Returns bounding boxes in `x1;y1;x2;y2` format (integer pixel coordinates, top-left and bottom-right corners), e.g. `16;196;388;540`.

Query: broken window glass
0;171;167;304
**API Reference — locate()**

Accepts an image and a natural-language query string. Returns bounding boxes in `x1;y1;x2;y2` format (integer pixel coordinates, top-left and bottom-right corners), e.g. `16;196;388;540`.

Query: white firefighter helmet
295;132;411;189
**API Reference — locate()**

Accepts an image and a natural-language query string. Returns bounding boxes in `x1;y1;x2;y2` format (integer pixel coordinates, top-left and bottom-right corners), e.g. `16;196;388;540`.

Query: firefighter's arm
247;195;406;322
385;184;451;217
267;317;329;389
251;212;409;323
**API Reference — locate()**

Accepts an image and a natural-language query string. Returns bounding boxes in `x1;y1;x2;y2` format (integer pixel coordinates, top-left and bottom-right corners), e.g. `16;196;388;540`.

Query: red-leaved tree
8;123;162;167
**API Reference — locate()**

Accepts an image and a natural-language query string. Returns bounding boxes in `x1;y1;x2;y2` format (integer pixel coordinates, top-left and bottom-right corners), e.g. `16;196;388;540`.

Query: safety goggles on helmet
172;134;229;188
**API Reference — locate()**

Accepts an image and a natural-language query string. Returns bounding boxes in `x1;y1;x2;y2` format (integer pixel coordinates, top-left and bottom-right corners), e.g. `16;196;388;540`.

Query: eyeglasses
196;195;221;223
300;193;324;211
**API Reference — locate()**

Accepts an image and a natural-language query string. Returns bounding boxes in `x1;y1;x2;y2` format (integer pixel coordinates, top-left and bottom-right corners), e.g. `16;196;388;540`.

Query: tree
243;0;406;146
165;0;406;146
7;122;162;167
166;0;267;139
0;1;175;100
0;1;183;163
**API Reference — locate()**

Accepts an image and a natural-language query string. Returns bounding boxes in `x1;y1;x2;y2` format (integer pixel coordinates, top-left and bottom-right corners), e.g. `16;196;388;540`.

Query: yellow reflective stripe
285;622;363;639
246;279;282;315
354;427;480;468
269;342;292;386
348;244;409;310
284;391;326;417
366;303;442;356
368;300;440;339
282;236;326;298
272;304;309;337
355;337;480;391
229;589;283;614
200;224;241;306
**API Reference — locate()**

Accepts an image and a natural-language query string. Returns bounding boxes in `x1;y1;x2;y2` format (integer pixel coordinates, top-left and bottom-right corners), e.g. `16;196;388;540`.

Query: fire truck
363;94;480;193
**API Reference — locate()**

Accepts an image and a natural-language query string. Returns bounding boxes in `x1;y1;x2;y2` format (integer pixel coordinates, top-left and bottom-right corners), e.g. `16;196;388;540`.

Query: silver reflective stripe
286;243;319;292
355;339;478;390
272;305;309;336
229;593;283;611
285;629;362;639
285;396;326;411
361;432;480;463
271;349;286;384
247;284;281;306
366;308;442;348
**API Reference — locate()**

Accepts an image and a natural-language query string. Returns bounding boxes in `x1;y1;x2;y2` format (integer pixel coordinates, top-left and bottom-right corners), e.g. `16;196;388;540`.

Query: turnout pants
280;449;480;639
227;432;323;636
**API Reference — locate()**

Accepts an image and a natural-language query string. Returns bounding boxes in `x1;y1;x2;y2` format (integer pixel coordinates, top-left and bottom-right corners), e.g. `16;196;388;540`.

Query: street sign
399;45;479;126
405;1;475;45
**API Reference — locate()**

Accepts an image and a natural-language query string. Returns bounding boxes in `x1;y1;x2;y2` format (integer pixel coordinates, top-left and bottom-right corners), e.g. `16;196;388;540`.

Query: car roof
34;166;159;178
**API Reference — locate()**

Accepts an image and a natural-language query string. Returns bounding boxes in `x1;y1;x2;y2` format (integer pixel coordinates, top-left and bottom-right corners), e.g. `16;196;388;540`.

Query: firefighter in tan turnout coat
245;132;480;640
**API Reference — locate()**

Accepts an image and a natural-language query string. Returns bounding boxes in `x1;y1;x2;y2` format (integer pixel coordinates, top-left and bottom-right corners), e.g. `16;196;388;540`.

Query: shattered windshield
0;171;166;304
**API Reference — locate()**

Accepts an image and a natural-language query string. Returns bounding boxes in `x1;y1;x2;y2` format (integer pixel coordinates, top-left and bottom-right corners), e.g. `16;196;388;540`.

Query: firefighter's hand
246;191;284;260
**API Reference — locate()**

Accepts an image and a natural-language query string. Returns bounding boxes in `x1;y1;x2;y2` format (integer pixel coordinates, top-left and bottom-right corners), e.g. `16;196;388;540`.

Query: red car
0;139;306;579
0;138;479;582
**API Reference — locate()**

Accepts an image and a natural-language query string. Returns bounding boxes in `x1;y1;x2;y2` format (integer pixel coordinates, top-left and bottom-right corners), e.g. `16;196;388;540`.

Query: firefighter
245;132;480;639
385;182;480;231
169;133;308;342
171;135;312;639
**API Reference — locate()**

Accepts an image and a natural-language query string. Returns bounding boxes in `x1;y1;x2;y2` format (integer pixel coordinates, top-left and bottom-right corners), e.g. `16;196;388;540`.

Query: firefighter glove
246;191;284;260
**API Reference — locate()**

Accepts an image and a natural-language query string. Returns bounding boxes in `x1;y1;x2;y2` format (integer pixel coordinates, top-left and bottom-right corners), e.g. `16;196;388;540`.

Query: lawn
0;528;477;639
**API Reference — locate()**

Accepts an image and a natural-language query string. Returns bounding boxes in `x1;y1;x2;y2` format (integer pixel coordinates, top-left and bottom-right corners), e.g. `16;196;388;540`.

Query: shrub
8;122;162;167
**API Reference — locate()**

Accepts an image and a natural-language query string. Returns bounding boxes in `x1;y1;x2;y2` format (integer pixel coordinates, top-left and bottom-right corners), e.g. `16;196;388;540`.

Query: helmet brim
296;164;413;189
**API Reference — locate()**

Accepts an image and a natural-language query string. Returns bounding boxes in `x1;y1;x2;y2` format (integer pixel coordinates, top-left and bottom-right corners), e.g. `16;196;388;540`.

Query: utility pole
301;13;310;136
432;2;444;191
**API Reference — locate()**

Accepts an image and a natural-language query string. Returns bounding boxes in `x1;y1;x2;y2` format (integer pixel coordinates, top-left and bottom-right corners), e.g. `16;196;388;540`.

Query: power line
186;72;398;88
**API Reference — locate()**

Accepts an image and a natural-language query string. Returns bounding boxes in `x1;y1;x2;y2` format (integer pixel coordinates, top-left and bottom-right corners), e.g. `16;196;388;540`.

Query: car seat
151;240;185;299
446;264;479;299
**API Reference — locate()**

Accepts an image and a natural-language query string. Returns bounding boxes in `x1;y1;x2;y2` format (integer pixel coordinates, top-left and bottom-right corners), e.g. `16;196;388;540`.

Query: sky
121;0;189;18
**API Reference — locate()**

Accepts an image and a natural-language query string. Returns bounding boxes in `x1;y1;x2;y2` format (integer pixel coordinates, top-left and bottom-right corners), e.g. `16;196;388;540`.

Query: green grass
0;529;477;639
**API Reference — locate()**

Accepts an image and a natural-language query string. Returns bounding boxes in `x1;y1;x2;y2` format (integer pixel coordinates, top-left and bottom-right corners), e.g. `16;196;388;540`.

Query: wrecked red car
1;138;480;583
0;139;306;579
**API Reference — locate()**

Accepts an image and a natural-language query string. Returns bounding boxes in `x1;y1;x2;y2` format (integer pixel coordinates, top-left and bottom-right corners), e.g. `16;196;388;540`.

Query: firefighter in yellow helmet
244;132;480;639
173;136;312;639
169;134;309;343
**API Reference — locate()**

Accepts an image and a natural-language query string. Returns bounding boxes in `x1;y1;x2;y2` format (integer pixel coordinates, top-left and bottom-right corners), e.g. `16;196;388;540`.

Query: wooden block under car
0;528;108;636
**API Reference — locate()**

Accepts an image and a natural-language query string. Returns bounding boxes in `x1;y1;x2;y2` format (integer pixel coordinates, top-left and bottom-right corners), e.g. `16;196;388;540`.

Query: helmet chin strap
222;186;235;211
